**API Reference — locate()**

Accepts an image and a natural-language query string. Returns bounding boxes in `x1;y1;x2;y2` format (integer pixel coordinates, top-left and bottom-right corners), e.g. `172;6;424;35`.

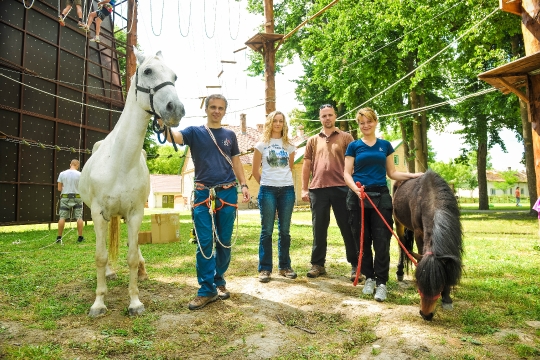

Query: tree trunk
399;118;413;172
521;99;538;214
477;141;489;210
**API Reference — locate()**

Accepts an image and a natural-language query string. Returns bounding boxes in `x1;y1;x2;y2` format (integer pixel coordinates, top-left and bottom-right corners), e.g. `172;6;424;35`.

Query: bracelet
241;184;248;189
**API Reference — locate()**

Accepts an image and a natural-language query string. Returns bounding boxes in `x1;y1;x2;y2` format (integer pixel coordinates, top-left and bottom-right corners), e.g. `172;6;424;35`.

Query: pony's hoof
128;304;145;316
397;275;404;282
138;272;148;281
88;306;107;317
441;302;453;311
106;273;118;280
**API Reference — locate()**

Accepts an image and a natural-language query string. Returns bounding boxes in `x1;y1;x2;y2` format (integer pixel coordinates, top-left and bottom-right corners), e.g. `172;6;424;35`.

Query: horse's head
415;253;446;321
133;48;185;127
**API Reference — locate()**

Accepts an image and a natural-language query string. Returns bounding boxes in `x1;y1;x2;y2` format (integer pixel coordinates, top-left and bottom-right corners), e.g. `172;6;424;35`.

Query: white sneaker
374;284;387;302
90;36;100;43
363;278;376;295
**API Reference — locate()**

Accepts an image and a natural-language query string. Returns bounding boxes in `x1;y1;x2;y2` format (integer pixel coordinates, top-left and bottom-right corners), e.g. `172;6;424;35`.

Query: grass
1;208;540;359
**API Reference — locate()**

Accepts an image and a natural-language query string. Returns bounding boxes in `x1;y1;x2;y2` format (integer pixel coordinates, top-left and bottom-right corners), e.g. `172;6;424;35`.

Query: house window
393;155;399;165
490;188;495;195
162;195;174;208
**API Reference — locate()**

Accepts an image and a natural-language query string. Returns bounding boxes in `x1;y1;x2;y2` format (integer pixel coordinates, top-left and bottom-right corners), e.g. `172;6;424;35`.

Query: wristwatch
241;184;249;189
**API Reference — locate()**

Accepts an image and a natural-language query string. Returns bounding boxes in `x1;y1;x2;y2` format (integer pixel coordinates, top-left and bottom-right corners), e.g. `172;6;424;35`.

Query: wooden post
264;0;276;115
521;0;540;199
126;0;137;91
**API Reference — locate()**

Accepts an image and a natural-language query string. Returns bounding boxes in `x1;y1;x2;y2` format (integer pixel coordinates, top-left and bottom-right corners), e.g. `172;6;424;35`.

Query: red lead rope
352;182;418;287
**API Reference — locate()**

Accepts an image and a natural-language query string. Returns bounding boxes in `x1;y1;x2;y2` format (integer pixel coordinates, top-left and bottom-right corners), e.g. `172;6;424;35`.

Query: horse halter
134;66;175;119
135;66;179;151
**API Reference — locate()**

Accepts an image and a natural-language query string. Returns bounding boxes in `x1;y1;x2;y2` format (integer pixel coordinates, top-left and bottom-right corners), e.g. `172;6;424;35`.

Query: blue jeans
258;185;295;272
193;186;237;297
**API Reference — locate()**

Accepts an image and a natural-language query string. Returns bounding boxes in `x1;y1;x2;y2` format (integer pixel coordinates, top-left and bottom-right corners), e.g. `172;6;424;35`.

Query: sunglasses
319;104;334;110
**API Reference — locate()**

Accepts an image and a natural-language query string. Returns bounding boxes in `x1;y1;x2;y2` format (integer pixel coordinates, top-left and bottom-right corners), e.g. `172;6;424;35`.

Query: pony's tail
108;215;120;262
401;228;415;274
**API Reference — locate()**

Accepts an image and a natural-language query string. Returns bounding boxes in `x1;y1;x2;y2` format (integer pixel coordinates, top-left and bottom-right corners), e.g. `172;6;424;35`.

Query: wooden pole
521;0;540;200
126;0;137;91
264;0;276;115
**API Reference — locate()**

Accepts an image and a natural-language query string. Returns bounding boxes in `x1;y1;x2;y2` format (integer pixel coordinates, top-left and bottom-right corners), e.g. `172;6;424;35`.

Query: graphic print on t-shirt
266;143;289;167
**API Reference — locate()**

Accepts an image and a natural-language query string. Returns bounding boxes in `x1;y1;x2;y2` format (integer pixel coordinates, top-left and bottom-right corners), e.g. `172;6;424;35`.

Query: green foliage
430;159;477;191
146;145;187;174
493;169;519;191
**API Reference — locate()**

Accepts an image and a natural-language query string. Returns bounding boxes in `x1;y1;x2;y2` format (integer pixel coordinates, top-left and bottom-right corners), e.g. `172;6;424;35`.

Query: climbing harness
352;181;418;287
191;182;239;260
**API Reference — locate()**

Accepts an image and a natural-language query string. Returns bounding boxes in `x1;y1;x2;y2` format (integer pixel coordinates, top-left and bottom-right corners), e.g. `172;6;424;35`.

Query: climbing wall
0;0;124;225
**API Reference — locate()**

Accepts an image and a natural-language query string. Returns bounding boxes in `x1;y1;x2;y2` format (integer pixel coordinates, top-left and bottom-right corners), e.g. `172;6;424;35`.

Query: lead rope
352;182;418;287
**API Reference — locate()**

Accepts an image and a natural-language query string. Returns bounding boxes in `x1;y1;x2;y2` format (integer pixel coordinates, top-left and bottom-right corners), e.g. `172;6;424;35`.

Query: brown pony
393;170;463;321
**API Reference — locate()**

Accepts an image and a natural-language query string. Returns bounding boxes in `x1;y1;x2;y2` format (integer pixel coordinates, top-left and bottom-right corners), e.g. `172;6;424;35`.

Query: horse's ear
133;47;145;65
155;51;164;60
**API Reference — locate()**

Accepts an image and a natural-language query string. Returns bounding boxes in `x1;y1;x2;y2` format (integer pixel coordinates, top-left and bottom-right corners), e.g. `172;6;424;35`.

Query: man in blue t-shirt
162;94;250;310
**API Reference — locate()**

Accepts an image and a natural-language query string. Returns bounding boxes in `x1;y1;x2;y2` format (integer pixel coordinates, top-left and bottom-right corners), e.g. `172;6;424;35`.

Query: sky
114;0;526;172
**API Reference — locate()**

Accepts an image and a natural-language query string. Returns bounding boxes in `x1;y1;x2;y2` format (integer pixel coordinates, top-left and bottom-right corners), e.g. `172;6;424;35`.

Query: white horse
80;48;185;317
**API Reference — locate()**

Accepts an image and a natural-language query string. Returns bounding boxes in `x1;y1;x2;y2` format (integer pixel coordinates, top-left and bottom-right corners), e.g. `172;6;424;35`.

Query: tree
147;145;187;175
493;170;519;194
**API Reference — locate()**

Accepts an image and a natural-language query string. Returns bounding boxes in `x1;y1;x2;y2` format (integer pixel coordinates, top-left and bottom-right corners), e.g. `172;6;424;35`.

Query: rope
203;0;217;39
149;0;164;36
125;0;136;34
227;0;240;40
337;7;499;120
22;0;35;9
178;0;191;37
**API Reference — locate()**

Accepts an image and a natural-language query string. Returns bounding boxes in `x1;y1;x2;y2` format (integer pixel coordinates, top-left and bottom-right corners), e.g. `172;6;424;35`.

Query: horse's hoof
138;273;148;281
442;302;453;311
88;306;107;317
106;273;118;280
128;304;145;316
397;275;404;282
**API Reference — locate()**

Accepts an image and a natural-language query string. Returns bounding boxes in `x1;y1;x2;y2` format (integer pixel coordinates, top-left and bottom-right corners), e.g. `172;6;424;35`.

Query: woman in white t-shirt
252;111;297;283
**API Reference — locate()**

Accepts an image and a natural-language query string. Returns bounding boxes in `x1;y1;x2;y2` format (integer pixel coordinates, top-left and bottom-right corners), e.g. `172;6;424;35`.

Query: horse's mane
416;170;464;297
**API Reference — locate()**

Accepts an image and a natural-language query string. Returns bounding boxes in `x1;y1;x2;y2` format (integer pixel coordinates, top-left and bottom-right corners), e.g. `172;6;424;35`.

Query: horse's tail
108;216;120;262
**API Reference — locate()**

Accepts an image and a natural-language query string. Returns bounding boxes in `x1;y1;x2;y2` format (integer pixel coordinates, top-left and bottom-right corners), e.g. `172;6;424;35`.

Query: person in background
252;111;297;283
344;107;422;302
57;159;84;243
301;104;358;280
160;94;250;310
82;0;116;43
58;0;85;28
515;186;521;206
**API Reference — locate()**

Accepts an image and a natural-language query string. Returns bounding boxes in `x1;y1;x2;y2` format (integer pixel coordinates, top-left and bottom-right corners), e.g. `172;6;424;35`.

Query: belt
364;185;388;193
195;182;237;192
61;193;80;198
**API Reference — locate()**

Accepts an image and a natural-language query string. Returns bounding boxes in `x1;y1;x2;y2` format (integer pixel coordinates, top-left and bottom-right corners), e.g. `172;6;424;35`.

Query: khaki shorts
66;0;82;7
59;197;83;219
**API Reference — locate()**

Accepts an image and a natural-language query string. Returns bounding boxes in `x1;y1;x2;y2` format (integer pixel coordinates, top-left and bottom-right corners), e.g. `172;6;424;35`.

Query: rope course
22;0;35;9
178;0;192;37
227;0;240;40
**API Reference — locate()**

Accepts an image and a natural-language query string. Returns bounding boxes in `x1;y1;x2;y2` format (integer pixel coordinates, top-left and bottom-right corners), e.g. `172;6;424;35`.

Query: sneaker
77;236;84;243
90;36;100;43
374;284;387;302
77;21;86;28
188;294;218;310
259;270;271;283
58;16;65;26
81;25;90;32
216;285;230;300
363;278;376;295
56;236;62;244
306;264;326;278
279;268;297;279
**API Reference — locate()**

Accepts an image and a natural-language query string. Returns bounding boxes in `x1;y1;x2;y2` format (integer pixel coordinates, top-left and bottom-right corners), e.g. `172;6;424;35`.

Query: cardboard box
151;213;180;244
138;231;152;245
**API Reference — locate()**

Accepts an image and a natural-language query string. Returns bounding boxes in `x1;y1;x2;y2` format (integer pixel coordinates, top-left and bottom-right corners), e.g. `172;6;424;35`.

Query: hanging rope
203;0;217;39
149;0;164;36
227;0;240;40
22;0;35;9
178;0;192;37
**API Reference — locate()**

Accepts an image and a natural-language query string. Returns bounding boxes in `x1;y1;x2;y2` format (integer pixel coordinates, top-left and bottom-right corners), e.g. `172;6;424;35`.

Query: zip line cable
337;7;499;120
178;0;192;37
149;0;164;36
203;0;217;39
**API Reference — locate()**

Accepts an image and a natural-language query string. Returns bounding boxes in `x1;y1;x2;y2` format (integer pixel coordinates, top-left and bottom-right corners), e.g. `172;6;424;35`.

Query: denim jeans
193;186;237;297
257;185;295;272
308;186;357;268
